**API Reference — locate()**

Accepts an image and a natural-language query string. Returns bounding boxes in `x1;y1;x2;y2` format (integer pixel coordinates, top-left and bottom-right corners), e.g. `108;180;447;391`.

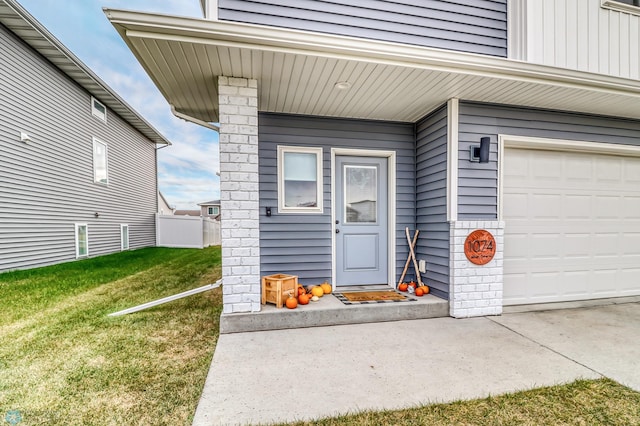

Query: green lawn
2;248;640;425
0;247;222;425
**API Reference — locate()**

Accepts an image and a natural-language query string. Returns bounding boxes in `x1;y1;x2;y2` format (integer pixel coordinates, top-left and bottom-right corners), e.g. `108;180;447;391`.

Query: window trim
75;223;88;258
91;97;107;123
601;0;640;15
92;137;109;185
277;145;324;214
121;224;130;251
212;206;219;215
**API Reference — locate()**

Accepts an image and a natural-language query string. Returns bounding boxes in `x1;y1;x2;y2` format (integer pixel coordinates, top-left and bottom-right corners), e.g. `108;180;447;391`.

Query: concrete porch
219;287;449;333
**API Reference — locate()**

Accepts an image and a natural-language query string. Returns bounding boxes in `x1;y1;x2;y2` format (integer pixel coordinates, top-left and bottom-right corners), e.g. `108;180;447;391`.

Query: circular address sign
464;229;496;265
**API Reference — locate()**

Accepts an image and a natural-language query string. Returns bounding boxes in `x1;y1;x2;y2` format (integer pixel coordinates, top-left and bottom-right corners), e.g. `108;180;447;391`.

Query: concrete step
220;293;449;334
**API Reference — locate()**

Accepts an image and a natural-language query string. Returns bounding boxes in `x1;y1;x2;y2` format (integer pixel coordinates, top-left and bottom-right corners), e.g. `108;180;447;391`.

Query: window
277;146;323;213
121;224;129;251
602;0;640;13
93;138;108;184
75;224;88;258
91;97;107;122
208;206;219;215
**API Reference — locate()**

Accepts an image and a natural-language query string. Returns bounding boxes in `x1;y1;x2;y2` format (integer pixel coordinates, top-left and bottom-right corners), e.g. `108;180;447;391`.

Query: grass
0;247;222;425
283;378;640;426
2;248;640;425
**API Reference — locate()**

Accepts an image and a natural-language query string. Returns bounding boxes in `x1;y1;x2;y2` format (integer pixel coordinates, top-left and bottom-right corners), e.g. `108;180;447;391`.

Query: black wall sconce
469;137;490;163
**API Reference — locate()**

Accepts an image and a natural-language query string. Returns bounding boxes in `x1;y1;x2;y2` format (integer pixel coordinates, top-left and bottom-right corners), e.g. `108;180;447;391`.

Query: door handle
335;229;340;233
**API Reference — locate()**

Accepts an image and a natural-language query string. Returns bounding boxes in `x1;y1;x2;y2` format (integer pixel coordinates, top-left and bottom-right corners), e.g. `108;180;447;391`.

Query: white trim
277;145;323;214
601;0;640;16
200;0;219;20
91;97;107;123
446;99;459;222
75;223;88;258
92;137;109;185
330;148;396;289
498;134;640;219
507;0;528;61
121;224;130;251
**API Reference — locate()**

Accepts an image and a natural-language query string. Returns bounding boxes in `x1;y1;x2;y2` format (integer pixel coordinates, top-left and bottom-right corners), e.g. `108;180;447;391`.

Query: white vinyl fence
156;214;221;248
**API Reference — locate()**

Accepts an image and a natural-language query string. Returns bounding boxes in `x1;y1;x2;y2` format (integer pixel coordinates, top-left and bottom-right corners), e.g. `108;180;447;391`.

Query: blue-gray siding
258;113;415;284
0;23;157;272
415;106;449;299
219;0;507;57
457;102;640;220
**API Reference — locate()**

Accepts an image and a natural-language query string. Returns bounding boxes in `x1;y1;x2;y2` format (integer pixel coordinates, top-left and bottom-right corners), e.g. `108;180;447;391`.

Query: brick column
449;221;505;318
218;77;261;313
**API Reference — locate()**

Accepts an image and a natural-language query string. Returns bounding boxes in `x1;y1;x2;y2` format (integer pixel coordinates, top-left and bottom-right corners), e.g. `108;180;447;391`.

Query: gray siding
415;106;448;299
457;102;640;220
219;0;507;57
259;113;415;284
0;24;157;272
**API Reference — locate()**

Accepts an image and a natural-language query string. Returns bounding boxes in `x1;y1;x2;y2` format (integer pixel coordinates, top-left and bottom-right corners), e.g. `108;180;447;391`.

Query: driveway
193;302;639;425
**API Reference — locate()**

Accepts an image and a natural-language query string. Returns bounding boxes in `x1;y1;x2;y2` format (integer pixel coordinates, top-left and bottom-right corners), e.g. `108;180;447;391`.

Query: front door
335;156;388;286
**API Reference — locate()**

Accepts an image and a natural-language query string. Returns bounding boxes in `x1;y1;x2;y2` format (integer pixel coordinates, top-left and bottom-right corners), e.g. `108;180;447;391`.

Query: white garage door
503;147;640;305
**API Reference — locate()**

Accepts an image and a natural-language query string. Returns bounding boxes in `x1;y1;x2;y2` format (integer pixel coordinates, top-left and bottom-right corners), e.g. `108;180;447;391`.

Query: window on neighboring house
602;0;640;13
277;146;323;213
75;224;88;258
93;137;108;184
208;206;219;215
91;97;107;122
121;224;129;251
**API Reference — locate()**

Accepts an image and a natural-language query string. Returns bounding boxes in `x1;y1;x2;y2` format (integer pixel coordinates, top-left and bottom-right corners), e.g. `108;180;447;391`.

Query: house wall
415;106;449;299
457;101;640;220
218;0;508;57
511;0;640;79
258;113;415;285
0;23;157;272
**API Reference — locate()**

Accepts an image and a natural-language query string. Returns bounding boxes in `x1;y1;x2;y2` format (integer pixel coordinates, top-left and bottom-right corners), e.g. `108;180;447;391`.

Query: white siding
510;0;640;79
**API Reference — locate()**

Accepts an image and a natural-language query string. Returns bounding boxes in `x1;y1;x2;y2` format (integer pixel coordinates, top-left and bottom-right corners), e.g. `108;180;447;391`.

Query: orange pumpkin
419;285;430;295
320;282;332;295
408;281;417;289
398;283;408;292
415;287;424;297
298;293;310;305
285;294;298;309
297;286;306;296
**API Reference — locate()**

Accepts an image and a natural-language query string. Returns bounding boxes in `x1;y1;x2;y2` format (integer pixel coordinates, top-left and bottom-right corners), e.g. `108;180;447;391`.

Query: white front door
503;147;640;305
335;155;388;286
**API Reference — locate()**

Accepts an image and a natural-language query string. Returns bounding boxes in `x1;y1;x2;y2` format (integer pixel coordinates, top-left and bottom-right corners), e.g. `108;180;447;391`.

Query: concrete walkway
193;302;640;426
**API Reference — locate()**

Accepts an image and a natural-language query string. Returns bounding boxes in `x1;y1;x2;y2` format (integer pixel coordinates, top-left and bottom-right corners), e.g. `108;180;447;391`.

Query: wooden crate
261;274;298;308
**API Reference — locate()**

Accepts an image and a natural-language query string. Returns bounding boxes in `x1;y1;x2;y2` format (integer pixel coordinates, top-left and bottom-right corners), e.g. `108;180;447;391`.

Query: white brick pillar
218;76;261;313
449;221;505;318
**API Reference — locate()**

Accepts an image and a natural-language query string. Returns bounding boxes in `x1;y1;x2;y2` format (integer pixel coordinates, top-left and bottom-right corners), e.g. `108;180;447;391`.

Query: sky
18;0;219;210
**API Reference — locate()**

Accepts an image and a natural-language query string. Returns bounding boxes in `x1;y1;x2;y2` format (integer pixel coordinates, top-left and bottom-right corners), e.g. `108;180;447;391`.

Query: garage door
503;147;640;305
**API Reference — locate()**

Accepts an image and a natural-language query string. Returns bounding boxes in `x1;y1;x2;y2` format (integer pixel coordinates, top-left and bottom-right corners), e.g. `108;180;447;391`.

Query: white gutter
171;105;220;132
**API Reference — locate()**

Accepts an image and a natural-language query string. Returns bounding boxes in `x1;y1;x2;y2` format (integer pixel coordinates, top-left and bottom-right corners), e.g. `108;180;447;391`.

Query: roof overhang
0;0;170;145
105;8;640;124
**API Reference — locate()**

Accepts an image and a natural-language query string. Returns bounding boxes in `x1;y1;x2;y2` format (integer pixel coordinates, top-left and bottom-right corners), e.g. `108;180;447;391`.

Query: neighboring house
0;0;171;273
107;0;640;317
158;191;175;215
173;210;201;216
198;200;221;220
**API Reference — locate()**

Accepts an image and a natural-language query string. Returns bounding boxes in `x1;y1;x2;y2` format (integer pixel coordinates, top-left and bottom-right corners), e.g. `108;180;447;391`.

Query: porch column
218;76;261;313
449;220;505;318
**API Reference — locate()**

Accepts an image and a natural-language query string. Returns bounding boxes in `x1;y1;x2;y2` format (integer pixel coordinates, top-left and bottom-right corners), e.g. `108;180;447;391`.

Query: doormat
333;290;416;305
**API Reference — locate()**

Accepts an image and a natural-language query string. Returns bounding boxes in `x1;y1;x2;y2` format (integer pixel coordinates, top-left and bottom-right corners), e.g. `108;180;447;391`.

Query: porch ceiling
105;9;640;125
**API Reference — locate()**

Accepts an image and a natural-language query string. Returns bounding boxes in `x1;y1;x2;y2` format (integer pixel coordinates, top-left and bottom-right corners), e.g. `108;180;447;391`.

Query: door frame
331;148;396;289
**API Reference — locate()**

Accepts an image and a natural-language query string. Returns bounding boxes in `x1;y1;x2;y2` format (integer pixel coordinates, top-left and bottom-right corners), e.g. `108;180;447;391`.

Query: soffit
106;9;640;125
0;0;170;145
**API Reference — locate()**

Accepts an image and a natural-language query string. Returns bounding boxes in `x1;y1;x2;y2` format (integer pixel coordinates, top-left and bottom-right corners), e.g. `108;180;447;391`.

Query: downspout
170;105;220;132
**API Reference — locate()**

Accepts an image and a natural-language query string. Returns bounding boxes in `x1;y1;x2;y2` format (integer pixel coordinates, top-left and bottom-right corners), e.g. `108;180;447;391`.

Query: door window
344;165;377;223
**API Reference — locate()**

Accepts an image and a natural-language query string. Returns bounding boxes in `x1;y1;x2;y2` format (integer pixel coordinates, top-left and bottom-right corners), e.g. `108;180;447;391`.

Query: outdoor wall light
20;132;32;143
469;137;490;163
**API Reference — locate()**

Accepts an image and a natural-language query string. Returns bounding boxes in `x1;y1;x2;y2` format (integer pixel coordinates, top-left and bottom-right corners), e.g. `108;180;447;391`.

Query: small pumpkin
298;293;310;305
408;280;417;289
311;286;324;297
320;282;332;295
419;285;430;295
398;283;408;292
297;286;306;296
415;287;424;297
285;294;298;309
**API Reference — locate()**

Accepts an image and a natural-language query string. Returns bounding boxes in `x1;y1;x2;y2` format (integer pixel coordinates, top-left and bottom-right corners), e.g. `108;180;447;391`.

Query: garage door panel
503;147;640;306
